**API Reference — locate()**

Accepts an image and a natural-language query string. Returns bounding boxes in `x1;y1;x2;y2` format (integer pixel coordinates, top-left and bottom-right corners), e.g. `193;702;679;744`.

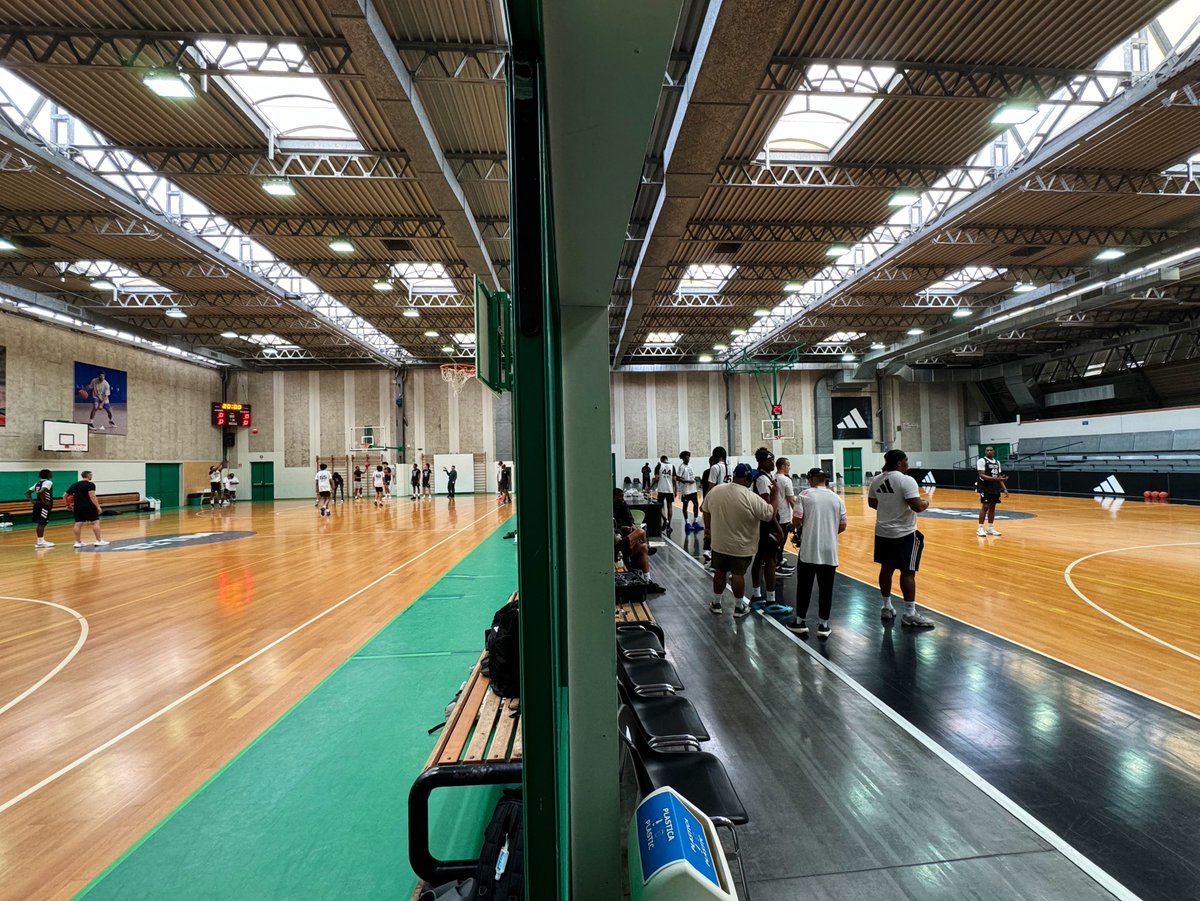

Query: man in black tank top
975;446;1008;537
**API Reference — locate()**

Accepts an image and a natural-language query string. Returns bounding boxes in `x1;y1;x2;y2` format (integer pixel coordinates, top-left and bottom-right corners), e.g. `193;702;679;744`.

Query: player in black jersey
976;446;1009;537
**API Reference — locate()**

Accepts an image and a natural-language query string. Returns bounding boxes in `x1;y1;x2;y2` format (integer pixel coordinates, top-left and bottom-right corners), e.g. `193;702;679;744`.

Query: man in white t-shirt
224;471;240;503
701;463;775;617
674;451;699;531
868;449;935;628
372;465;386;506
702;447;730;563
976;446;1009;537
86;372;116;431
773;457;797;576
789;469;846;639
653;455;675;533
315;463;333;517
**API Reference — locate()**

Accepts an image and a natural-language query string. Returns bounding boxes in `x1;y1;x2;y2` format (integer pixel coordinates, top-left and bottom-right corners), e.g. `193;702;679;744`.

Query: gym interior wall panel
686;374;710;456
458;379;485;454
423;369;450;455
899;382;924;453
247;371;274;454
655;377;679;458
318;371;343;457
929;384;953;452
282;371;310;468
624;375;649;460
353;370;381;436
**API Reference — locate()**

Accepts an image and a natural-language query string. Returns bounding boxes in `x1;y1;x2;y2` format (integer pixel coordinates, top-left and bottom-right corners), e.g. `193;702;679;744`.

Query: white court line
0;597;89;717
1064;541;1200;665
0;507;501;818
663;538;1142;901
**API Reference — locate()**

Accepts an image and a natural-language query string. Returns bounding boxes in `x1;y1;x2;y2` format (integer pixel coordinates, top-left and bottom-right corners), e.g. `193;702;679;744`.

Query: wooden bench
617;599;665;646
408;646;522;885
0;491;147;519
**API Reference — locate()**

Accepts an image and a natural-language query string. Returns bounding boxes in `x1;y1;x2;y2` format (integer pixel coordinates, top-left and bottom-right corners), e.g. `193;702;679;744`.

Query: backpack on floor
482;598;520;698
472;790;524;901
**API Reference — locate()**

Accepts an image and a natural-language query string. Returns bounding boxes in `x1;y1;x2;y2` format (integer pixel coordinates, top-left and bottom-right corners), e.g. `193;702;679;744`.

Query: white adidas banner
1093;475;1125;495
921;472;937;485
836;407;868;431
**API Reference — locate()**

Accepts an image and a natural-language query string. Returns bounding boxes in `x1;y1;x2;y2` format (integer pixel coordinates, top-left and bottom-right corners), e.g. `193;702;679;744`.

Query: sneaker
987;527;1001;536
817;622;832;640
702;550;712;563
35;539;54;548
733;601;751;618
880;606;896;622
976;526;987;537
788;619;809;637
709;600;723;615
94;540;110;546
901;612;936;629
74;542;85;548
776;565;794;575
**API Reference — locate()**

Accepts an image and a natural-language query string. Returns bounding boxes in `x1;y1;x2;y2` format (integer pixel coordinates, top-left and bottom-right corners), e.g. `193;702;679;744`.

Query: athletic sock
766;590;775;603
819;618;829;628
904;601;917;616
881;596;895;611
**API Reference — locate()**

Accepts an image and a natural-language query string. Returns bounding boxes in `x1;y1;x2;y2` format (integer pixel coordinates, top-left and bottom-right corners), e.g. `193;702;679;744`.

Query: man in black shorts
674;451;700;531
331;470;345;502
27;469;54;549
66;471;109;548
976;446;1009;537
701;463;775;616
868;449;934;628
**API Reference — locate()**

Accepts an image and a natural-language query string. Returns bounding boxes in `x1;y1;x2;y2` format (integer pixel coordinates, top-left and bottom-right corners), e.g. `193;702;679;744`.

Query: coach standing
66;471;109;549
868;449;936;629
789;468;846;640
701;462;776;617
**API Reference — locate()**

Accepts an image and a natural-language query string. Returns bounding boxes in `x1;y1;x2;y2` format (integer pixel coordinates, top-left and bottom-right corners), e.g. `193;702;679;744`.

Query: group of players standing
315;461;465;515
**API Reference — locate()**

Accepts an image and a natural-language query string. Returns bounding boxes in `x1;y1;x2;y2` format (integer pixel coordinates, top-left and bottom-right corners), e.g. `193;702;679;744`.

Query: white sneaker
733;601;751;618
35;539;54;548
987;527;1001;536
976;527;987;537
94;540;110;546
74;542;85;548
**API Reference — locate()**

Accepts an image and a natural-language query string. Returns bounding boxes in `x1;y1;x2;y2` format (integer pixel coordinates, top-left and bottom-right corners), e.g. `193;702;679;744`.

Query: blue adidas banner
831;396;872;439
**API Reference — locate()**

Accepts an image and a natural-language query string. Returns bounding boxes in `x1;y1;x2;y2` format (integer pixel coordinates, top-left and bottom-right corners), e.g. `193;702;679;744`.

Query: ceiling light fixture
991;102;1037;125
888;188;920;207
441;345;454;353
220;330;239;338
784;281;805;293
164;306;187;319
825;244;851;257
90;278;116;291
1095;248;1125;261
752;308;771;317
0;237;17;251
329;237;355;253
143;69;195;99
1013;282;1037;293
699;354;714;363
907;327;925;336
262;178;296;197
372;278;394;292
730;328;747;336
402;307;420;318
842;353;857;362
713;343;728;351
870;342;885;350
952;307;973;318
424;329;439;337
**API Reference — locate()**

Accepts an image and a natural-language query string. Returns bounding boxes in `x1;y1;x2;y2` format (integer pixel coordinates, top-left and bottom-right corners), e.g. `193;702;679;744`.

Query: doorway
250;461;275;502
842;446;863;487
144;463;181;508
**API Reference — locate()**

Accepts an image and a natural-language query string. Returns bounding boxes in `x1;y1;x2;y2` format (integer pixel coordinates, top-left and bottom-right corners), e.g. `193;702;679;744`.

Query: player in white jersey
773;457;797;575
867;449;935;628
653;455;675;533
85;372;116;430
315;463;333;517
372;465;386;506
702;446;730;563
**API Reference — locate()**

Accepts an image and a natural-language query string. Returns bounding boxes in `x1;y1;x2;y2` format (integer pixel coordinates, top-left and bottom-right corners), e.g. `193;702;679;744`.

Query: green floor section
78;525;518;901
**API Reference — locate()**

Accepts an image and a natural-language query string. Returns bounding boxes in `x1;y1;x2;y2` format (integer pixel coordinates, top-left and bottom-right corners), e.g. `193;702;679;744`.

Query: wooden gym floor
0;495;511;900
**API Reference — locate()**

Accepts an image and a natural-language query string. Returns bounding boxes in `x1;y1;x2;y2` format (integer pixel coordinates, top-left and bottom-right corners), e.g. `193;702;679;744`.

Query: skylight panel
392;262;456;294
924;266;1007;295
818;331;865;345
61;260;167;293
677;264;735;294
245;333;299;349
645;331;682;345
452;333;477;346
764;66;893;156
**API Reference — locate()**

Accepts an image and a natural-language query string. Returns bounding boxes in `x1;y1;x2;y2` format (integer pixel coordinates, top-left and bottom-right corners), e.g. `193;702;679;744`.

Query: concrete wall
979;405;1200;451
0;311;222;497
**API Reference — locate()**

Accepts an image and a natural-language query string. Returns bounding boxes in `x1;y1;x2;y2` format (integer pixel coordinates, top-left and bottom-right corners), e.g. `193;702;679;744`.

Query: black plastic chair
616;627;665;660
617;620;665;646
618;655;683;697
617;706;751;899
618;680;710;751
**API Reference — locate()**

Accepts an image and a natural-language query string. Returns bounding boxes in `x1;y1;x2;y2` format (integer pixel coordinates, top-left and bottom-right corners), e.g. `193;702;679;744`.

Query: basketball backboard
474;277;512;393
42;419;89;451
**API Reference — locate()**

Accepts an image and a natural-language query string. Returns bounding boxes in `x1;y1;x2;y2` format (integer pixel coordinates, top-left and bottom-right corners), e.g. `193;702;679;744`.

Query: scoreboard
212;402;252;427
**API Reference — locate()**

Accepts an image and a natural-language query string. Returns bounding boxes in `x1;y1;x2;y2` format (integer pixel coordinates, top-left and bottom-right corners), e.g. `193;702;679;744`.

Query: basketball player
868;449;935;628
224;470;239;503
421;463;433;498
749;448;785;607
66;471;109;548
26;469;54;548
674;451;699;531
383;463;392;499
410;464;421;499
331;469;345;502
702;446;730;564
773;457;796;575
315;463;333;516
208;465;223;507
84;371;116;430
653;455;675;533
373;465;386;506
352;466;364;500
976;446;1009;537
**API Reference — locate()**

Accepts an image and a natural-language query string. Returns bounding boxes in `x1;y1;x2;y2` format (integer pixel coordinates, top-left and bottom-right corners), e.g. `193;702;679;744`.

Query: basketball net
440;363;476;397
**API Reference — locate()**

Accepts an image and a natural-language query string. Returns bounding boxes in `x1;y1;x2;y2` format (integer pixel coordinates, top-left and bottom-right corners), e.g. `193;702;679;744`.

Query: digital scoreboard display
212;402;252;427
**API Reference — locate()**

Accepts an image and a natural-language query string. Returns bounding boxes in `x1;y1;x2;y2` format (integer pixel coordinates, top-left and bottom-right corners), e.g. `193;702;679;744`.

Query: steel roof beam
654;261;1074;282
88;146;415;179
327;0;502;292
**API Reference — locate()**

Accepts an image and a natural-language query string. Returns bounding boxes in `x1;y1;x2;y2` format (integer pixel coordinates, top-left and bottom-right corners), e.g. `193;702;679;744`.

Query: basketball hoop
440;363;476;397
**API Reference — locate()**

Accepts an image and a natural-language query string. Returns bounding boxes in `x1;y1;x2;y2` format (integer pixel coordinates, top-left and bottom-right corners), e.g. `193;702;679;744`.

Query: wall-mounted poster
73;361;128;435
0;345;6;427
831;396;872;440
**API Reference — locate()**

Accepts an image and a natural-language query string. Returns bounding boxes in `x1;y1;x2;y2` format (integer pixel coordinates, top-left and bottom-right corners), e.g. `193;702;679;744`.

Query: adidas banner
831;397;872;439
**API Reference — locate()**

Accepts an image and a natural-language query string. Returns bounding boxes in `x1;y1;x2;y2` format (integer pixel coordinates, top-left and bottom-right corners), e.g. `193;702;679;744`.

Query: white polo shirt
795;487;847;566
868;470;921;538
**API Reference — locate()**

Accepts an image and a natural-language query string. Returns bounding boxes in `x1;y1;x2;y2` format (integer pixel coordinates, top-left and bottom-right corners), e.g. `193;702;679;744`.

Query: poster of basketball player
73;361;128;435
0;346;6;427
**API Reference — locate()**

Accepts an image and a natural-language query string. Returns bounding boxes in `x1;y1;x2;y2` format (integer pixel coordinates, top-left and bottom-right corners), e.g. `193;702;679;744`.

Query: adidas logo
836;407;868;430
1093;475;1125;494
876;479;896;494
921;472;936;485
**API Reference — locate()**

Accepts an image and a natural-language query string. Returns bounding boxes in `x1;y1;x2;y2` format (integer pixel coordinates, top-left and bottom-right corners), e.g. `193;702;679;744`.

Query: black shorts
658;492;675;504
711;550;753;576
681;492;698;503
32;503;50;524
74;509;99;523
874;531;925;573
979;490;1002;504
757;521;779;556
319;491;331;499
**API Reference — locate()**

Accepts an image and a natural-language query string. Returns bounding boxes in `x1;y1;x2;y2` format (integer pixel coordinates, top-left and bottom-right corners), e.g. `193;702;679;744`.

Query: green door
991;442;1011;462
145;463;181;508
842;447;864;486
250;461;274;502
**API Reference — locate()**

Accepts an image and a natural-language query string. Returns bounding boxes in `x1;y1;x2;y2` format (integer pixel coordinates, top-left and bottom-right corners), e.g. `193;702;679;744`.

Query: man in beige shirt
701;462;776;617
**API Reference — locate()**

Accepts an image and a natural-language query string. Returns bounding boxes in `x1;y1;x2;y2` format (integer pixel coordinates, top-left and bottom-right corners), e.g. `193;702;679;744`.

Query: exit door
842;447;863;487
250;461;275;502
145;463;181;508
